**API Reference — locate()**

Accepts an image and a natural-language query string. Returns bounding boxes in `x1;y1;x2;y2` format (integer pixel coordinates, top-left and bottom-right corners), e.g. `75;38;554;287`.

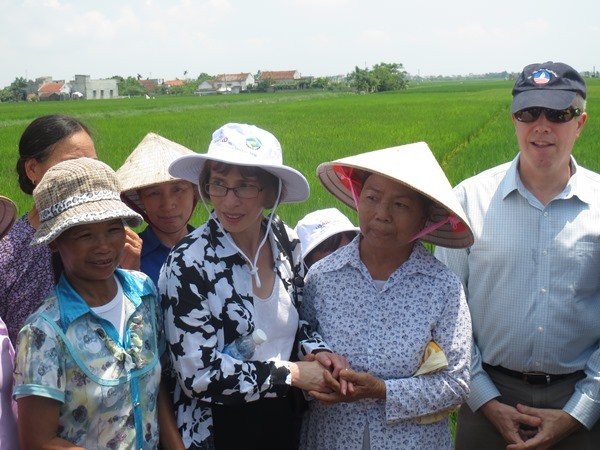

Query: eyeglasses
204;183;263;199
514;107;582;124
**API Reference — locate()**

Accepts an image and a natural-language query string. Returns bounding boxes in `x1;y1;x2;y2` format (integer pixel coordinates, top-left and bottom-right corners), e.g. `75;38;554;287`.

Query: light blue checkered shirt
435;153;600;429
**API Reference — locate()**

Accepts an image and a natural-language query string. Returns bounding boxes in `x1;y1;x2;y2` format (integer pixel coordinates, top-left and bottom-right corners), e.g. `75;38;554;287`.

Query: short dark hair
16;115;92;195
199;161;286;208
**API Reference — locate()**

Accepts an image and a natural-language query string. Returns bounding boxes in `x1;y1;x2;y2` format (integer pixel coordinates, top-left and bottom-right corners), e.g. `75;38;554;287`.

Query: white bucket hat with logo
117;132;198;214
294;208;359;259
31;157;143;246
168;123;309;203
0;195;17;240
317;142;474;249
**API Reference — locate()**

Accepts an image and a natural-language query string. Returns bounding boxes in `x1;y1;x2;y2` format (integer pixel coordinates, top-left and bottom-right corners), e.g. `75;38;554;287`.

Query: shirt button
543;211;549;217
367;348;373;355
542;250;548;256
535;361;541;367
134;402;141;407
538;326;544;332
540;288;547;293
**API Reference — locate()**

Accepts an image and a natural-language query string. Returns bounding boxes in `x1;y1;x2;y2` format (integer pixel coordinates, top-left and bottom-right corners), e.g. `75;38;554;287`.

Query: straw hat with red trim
0;196;17;240
316;142;474;249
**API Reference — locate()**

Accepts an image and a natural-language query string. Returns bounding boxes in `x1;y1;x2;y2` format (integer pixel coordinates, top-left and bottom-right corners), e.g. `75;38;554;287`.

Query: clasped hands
481;399;582;450
289;352;386;405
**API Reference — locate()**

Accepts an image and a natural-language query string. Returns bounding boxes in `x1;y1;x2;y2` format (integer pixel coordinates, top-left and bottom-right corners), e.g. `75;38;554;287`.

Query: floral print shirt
300;239;471;450
0;214;55;344
13;269;164;450
159;216;330;449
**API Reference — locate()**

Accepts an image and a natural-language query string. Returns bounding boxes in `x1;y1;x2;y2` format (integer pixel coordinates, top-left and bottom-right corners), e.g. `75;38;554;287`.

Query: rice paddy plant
2;78;599;228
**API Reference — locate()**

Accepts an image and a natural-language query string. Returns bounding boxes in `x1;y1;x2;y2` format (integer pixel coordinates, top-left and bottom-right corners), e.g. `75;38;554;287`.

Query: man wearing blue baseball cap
436;61;600;449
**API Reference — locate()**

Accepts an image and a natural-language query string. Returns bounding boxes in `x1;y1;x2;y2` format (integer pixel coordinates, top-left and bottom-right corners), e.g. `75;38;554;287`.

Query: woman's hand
288;360;333;393
120;227;142;270
312;351;354;395
309;368;386;404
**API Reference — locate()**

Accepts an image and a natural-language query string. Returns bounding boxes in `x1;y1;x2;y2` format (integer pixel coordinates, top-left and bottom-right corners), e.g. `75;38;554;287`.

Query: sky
2;0;600;88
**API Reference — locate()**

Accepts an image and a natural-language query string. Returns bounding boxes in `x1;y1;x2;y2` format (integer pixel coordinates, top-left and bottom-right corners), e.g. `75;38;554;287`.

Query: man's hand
480;399;542;446
505;404;581;450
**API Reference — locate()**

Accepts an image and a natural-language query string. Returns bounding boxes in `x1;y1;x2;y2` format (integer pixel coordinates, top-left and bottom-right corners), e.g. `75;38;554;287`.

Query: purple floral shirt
300;239;472;450
0;215;54;343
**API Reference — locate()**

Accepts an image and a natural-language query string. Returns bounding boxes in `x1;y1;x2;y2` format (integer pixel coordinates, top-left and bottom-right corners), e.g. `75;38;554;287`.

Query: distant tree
118;76;147;96
371;62;408;92
168;80;199;96
348;66;376;93
1;77;30;102
254;78;274;92
347;63;408;93
196;73;213;84
310;77;330;89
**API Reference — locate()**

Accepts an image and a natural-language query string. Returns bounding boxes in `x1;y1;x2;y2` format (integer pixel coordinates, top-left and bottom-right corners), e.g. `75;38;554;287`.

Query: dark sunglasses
514;107;582;124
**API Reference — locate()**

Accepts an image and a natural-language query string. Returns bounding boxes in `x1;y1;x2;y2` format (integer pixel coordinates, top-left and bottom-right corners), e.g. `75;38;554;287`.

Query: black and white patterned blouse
158;216;330;449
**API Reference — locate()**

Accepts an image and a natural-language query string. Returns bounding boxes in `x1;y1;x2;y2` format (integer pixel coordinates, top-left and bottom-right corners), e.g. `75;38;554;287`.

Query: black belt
482;363;583;385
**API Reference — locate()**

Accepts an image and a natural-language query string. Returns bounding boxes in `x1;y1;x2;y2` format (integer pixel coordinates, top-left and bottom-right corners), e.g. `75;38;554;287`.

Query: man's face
512;106;587;178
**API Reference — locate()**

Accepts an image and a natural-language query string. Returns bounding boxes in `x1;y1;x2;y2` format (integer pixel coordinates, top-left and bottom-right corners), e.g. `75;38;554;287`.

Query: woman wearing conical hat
299;142;474;450
117;133;199;285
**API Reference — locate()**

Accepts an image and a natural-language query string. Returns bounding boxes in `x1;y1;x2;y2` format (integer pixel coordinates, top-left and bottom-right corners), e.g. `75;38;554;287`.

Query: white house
70;75;119;99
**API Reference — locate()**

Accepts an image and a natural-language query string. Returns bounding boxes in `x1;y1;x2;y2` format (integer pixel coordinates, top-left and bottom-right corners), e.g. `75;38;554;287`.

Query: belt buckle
522;371;551;385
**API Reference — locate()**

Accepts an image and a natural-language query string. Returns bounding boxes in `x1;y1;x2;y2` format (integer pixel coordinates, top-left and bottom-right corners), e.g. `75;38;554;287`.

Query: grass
2;79;600;228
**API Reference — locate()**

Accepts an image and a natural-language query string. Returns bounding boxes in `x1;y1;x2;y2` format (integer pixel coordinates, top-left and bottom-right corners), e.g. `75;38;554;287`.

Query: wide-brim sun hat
168;123;310;203
294;208;359;259
117;132;198;213
0;195;17;240
32;157;143;246
316;141;474;249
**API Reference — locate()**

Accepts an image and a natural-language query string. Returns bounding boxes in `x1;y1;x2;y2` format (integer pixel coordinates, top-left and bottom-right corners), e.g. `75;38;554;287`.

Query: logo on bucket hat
246;137;262;150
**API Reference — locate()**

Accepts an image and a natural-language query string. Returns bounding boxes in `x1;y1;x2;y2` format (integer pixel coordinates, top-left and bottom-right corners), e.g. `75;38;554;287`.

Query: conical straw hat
117;132;197;213
316;142;473;249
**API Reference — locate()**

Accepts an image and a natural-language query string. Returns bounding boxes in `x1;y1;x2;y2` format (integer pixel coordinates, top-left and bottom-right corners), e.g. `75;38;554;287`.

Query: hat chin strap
201;180;283;289
409;215;461;243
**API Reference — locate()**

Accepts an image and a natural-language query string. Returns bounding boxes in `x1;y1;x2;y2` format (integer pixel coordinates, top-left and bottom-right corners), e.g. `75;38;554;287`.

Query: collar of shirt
140;224;195;257
313;235;447;286
56;268;152;332
501;153;592;205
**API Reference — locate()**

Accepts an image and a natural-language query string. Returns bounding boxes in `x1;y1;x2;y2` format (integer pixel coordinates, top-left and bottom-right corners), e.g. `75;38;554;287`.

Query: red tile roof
259;70;298;80
165;79;185;86
214;73;251;82
38;82;64;93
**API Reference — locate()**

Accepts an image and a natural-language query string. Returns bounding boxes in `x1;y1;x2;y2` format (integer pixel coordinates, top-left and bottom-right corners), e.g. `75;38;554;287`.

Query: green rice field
2;78;599;228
